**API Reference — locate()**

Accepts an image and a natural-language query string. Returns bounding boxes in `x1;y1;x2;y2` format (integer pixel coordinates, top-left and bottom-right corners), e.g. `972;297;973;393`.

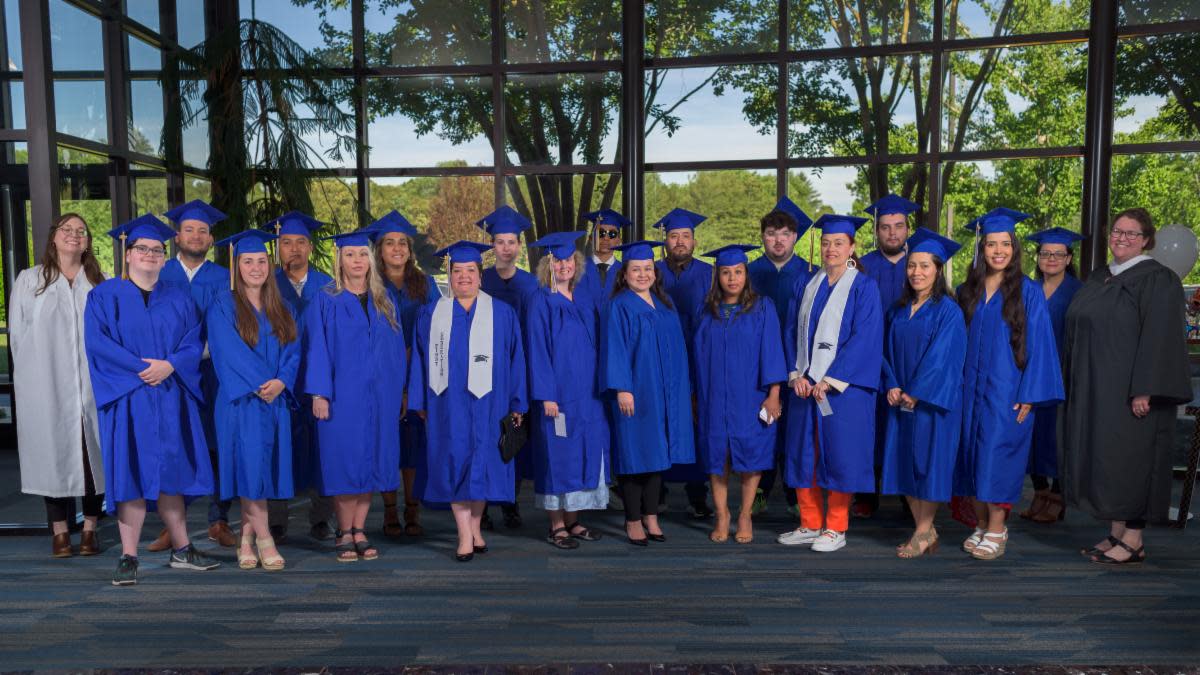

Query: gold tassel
808;229;815;272
333;246;341;290
274;222;281;265
229;243;235;290
120;233;128;280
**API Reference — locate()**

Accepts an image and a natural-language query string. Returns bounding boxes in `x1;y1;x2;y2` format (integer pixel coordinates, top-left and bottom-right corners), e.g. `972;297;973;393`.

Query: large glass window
504;0;622;63
645;0;778;57
505;73;621;166
645;66;778;162
790;1;933;50
366;76;494;169
364;0;491;67
1114;33;1200;143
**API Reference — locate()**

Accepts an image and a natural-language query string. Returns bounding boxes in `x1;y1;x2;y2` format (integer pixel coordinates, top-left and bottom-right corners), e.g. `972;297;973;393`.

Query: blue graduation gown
482;266;538;483
408;295;528;504
207;293;300;501
880;296;967;502
303;290;407;496
747;254;812;331
83;279;211;513
274;266;334;492
859;250;907;314
575;257;622;312
383;274;442;471
526;288;609;496
656;257;712;482
954;277;1064;504
1028;274;1082;478
601;290;695;475
693;299;787;475
783;272;883;494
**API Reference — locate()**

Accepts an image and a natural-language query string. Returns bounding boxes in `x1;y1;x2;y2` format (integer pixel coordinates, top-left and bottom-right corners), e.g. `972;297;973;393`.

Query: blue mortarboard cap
653;208;706;232
434;240;493;265
263;210;325;238
864;194;920;219
530;231;587;260
164;199;227;227
613;240;664;261
813;213;870;237
772;197;814;233
108;214;176;244
324;229;374;248
965;207;1032;236
702;244;760;268
906;227;962;261
216;229;277;257
476;206;532;237
583;209;631;229
1025;226;1084;248
368;210;418;240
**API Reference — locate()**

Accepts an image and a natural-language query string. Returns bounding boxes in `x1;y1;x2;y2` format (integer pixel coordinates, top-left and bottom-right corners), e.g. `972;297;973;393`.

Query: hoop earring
846;258;857;270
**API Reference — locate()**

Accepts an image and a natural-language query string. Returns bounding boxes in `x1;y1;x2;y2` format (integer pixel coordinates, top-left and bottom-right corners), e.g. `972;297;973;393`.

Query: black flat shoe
1090;540;1146;565
455;552;474;562
1081;535;1122;557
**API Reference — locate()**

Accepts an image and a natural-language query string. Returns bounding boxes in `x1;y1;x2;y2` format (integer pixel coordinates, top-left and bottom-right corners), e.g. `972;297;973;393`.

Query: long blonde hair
535;250;585;291
328;246;400;332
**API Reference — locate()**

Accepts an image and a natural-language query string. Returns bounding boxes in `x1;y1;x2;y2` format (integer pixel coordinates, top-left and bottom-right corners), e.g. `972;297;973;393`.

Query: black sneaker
112;555;138;586
169;544;221;571
502;504;522;529
309;521;333;541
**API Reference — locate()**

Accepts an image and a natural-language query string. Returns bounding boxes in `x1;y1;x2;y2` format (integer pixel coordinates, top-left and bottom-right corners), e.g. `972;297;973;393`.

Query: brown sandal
381;491;403;538
403;500;424;537
1019;490;1050;520
1029;493;1065;523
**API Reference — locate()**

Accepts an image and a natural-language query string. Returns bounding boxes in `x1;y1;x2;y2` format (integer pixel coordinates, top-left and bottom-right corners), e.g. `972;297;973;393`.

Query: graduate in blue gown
781;214;883;554
601;240;695;545
575;208;629;312
159;199;234;543
879;228;968;559
653;208;714;515
368;209;442;538
856;193;920;518
693;244;787;545
260;210;335;539
84;215;221;586
746;197;814;514
953;208;1064;561
1018;227;1084;524
477;206;538;528
208;230;299;572
525;231;610;550
408;241;528;562
303;229;406;563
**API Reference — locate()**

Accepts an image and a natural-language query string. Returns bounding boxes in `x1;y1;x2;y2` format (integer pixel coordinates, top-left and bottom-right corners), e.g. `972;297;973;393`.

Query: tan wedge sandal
256;536;285;571
238;531;259;570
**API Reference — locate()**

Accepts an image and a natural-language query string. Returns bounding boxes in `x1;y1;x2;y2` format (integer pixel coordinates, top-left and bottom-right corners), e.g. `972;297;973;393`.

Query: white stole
795;267;858;382
429;292;494;397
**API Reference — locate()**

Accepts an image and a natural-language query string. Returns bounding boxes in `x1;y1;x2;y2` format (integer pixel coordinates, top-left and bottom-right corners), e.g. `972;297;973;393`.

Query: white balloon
1149;224;1199;280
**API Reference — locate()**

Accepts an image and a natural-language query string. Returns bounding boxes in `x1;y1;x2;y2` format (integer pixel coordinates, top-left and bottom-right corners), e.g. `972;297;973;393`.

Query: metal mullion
776;0;787;199
1117;19;1200;39
936;30;1088;53
365;166;497;178
1079;0;1117;275
501;164;622;176
67;0;181;51
0;130;27;141
490;0;504;207
927;0;944;234
622;0;644;235
352;0;369;224
20;0;61;260
1112;140;1200;154
102;0;133;228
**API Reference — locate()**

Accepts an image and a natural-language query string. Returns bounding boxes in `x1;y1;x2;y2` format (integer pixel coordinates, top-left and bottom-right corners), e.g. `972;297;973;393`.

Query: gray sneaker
112;555;139;586
169;544;221;571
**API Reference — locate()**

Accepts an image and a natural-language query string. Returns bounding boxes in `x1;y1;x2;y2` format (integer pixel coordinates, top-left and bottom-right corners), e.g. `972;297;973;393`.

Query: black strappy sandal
1080;535;1122;557
350;527;379;561
566;522;602;542
1090;539;1146;566
334;529;358;563
546;527;581;550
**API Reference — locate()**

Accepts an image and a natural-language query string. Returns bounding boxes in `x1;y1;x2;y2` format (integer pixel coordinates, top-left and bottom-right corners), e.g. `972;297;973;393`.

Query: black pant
619;472;663;522
1030;475;1061;493
44;435;103;529
1126;519;1147;530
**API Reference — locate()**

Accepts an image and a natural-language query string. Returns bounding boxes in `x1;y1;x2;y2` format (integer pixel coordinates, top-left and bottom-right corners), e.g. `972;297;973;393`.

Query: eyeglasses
129;244;166;257
1110;228;1144;241
595;230;620;239
1037;251;1070;261
57;228;88;238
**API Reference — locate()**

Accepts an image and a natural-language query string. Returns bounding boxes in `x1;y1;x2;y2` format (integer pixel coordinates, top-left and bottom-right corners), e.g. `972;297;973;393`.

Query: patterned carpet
0;482;1198;671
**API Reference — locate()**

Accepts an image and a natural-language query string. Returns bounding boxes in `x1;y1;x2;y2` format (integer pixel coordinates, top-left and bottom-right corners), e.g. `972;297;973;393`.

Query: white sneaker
811;529;846;552
777;527;821;546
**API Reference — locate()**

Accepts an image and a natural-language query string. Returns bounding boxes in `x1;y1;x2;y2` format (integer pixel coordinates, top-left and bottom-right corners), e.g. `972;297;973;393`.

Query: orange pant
795;487;851;532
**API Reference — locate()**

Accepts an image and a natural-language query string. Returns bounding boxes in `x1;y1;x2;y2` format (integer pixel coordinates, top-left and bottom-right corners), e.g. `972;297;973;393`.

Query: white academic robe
10;266;105;497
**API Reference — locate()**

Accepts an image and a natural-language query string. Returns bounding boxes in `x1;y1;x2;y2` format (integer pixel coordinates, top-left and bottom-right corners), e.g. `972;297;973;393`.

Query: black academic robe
1061;258;1192;522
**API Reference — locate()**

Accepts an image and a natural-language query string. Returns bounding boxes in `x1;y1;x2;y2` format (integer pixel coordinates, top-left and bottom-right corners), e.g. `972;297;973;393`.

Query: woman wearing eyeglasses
11;213;107;558
1017;228;1084;525
1062;208;1192;565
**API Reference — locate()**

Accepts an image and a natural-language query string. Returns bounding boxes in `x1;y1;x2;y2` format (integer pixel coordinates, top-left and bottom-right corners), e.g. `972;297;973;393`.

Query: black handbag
498;413;528;463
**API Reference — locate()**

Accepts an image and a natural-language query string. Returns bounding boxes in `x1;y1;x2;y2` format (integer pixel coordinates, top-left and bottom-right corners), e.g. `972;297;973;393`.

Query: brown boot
207;521;236;547
381;491;403;538
79;530;100;556
146;527;172;552
404;500;424;537
51;532;72;558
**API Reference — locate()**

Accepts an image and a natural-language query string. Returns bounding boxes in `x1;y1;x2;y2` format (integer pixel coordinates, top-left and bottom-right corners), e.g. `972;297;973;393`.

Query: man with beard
654;208;713;519
747;197;814;517
146;200;234;551
263;211;336;542
854;193;920;518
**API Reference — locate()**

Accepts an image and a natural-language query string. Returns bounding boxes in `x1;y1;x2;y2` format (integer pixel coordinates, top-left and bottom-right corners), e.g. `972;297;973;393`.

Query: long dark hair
373;231;429;301
612;261;674;309
233;256;298;347
958;232;1028;369
37;213;105;295
898;254;951;307
1033;243;1077;280
703;263;759;318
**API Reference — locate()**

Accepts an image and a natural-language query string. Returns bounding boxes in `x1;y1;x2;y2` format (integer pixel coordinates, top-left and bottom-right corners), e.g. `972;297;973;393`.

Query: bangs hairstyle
760;210;799;234
703;263;759;318
535;250;585;291
1113;207;1155;250
328;245;400;332
372;230;430;301
232;254;297;347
